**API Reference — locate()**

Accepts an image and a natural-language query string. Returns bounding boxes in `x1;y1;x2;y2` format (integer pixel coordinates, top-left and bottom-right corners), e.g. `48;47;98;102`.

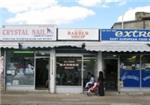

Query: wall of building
112;12;150;29
112;20;150;29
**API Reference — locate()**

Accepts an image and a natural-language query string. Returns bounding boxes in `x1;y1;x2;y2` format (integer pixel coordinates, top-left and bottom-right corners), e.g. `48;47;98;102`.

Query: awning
1;41;150;52
85;42;150;52
0;42;83;49
0;42;18;48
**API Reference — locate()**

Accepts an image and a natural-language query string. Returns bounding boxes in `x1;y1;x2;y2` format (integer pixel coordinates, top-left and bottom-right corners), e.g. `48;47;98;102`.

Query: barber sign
58;28;99;41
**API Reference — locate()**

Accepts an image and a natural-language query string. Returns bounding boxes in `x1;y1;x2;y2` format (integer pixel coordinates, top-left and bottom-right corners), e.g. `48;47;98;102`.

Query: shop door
104;59;118;91
35;58;49;89
56;55;83;93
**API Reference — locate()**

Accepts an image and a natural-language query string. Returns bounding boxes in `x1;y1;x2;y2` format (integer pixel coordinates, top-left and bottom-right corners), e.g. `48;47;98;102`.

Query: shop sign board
101;29;150;41
58;28;99;40
0;25;56;41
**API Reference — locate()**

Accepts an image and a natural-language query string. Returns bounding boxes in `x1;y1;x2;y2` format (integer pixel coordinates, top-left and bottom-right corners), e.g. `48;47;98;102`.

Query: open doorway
35;58;49;89
104;59;118;91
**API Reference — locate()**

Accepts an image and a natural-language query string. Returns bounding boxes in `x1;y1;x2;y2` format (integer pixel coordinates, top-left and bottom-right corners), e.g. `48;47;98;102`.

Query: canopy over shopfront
85;42;150;52
1;41;150;52
0;42;82;49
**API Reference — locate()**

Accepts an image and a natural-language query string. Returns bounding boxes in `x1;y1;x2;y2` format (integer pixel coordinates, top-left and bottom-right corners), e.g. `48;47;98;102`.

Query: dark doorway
36;58;49;89
104;59;118;91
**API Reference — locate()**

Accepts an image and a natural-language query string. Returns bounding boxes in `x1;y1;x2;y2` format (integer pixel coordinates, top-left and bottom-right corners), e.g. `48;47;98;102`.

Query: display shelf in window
7;63;17;75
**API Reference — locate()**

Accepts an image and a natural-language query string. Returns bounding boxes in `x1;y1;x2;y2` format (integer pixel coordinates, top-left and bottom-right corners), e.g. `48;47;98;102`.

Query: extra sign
101;29;150;41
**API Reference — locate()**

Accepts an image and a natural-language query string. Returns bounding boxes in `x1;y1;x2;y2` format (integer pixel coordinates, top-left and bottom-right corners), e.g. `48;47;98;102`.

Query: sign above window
0;25;56;41
101;29;150;41
58;28;99;41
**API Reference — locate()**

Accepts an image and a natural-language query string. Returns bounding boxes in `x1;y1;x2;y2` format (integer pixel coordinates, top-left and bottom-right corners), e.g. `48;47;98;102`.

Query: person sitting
87;80;99;96
85;74;95;89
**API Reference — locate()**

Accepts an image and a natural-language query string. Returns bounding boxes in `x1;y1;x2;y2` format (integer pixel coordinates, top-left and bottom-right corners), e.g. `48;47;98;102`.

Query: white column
0;48;2;57
49;48;56;93
96;52;103;77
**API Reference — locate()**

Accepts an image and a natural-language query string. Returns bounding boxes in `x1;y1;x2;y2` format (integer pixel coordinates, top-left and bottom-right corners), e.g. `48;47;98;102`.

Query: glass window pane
6;50;34;86
120;55;140;70
120;54;140;87
141;55;150;87
83;56;96;87
141;55;150;70
56;56;82;86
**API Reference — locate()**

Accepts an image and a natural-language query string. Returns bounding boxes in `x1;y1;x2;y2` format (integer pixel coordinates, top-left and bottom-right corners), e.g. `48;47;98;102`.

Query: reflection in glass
120;55;140;70
83;56;96;87
141;55;150;70
56;57;82;86
6;51;34;86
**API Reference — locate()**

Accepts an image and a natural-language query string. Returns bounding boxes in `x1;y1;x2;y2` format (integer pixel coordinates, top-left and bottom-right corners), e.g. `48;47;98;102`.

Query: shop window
6;50;34;86
141;55;150;70
83;56;96;87
35;51;50;56
120;55;140;70
120;55;140;87
141;55;150;87
56;56;82;86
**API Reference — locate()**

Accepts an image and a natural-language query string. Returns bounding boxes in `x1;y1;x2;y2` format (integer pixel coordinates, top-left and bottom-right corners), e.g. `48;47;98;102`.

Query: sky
0;0;150;28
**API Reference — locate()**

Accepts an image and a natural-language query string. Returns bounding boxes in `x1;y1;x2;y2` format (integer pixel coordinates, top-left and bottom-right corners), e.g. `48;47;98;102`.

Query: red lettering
67;30;88;39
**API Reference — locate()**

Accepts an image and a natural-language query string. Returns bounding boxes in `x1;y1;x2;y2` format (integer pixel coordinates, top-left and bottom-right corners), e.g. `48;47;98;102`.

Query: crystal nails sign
0;25;56;41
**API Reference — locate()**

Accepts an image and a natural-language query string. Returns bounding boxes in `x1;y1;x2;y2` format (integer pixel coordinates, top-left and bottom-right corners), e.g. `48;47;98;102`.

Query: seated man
85;74;95;89
87;80;99;95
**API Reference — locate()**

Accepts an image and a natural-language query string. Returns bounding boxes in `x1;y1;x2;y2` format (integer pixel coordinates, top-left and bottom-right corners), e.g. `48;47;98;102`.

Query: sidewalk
1;91;150;105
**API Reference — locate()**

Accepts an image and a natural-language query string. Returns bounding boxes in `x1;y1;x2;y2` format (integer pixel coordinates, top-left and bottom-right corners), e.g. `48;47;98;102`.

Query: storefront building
0;26;150;94
0;25;99;93
99;29;150;92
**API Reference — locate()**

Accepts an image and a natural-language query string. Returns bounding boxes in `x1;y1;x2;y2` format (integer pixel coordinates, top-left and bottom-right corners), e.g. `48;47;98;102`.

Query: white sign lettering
115;30;150;38
143;76;150;81
122;73;139;81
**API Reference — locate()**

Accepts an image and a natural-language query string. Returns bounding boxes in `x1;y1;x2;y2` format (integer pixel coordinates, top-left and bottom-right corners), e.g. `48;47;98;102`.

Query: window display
141;55;150;87
120;55;140;87
6;51;34;86
141;55;150;70
120;55;140;70
120;54;150;88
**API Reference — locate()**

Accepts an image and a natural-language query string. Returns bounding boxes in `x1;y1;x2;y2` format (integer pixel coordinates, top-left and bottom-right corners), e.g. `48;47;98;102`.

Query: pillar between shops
49;48;56;93
97;52;103;78
0;48;4;91
0;48;2;57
